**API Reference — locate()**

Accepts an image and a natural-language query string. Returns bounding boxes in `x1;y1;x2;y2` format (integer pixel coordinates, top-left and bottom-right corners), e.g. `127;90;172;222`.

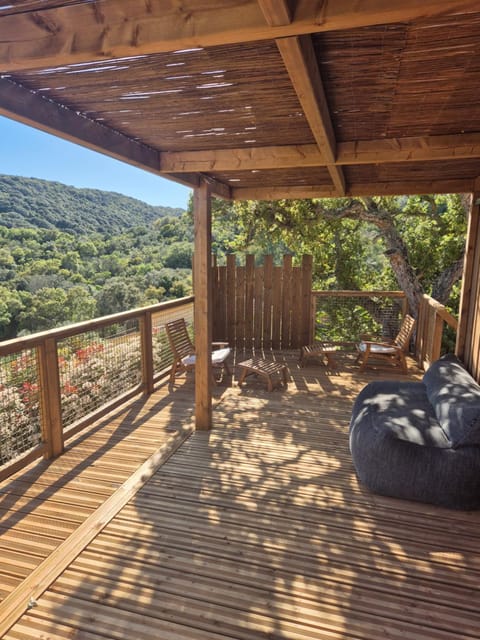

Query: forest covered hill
0;174;184;234
0;174;193;339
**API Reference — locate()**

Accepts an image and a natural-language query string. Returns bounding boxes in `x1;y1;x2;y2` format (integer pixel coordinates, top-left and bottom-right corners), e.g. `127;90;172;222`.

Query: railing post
37;337;64;459
310;294;316;343
415;296;425;365
431;312;444;363
140;311;154;395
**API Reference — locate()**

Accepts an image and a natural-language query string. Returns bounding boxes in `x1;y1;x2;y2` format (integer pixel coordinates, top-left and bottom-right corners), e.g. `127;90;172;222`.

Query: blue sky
0;116;192;210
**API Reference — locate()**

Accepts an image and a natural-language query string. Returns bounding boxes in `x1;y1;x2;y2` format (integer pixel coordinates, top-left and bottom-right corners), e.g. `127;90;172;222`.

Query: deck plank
3;352;480;639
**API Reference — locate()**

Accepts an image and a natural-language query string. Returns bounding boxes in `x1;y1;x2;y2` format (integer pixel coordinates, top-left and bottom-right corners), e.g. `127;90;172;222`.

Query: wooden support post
37;337;64;459
140;311;154;395
456;189;480;368
193;180;213;430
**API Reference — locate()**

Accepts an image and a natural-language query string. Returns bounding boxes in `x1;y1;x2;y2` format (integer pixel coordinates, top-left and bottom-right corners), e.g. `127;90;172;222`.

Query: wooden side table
237;357;289;391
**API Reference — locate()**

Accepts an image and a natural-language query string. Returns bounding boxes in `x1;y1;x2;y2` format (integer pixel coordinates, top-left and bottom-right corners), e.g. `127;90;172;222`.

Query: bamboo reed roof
1;1;480;200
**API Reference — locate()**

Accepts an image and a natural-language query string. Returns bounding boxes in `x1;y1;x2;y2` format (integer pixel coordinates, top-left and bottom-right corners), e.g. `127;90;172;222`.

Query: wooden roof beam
338;134;480;165
233;178;475;201
0;0;476;73
159;144;323;173
276;35;346;196
160;132;480;173
233;185;339;201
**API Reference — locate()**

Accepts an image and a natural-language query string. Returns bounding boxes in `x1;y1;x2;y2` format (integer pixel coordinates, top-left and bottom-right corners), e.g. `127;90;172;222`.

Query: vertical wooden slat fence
263;255;273;349
212;254;313;350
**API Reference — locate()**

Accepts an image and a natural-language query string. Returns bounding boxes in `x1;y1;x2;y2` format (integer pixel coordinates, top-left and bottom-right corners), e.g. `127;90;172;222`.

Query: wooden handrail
312;290;406;297
0;296;194;357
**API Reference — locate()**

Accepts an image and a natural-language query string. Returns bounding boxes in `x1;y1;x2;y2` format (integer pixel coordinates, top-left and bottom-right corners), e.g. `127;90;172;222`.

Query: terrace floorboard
2;351;480;640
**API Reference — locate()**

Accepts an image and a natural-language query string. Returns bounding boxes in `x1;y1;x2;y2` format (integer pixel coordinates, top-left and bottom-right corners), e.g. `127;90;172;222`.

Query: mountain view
0;174;192;339
0;174;184;234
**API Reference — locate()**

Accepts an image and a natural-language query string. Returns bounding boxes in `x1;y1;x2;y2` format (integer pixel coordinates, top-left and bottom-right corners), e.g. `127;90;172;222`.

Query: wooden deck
2;351;480;639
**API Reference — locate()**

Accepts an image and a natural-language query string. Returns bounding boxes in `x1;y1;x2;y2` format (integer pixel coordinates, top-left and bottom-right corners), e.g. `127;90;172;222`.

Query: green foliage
0;175;195;339
211;195;466;305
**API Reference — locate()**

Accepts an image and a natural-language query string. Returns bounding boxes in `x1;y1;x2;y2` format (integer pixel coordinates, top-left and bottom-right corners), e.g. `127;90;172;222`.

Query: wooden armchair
356;314;416;374
165;318;231;384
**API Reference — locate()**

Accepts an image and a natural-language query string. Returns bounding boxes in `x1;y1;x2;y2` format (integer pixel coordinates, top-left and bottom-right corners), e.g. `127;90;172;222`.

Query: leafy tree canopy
210;194;468;316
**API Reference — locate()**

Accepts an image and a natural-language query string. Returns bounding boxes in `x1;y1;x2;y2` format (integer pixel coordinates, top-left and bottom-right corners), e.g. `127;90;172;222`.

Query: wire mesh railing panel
58;321;142;428
0;349;42;466
313;294;405;345
152;301;194;376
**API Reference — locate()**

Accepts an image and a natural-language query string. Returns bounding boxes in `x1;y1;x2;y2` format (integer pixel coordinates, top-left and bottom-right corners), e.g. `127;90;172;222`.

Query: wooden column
456;188;480;373
193;180;213;429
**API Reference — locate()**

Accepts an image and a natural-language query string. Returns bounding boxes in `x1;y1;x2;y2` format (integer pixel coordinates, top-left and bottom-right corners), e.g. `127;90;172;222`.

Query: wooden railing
416;294;458;369
0;288;459;481
311;290;408;345
0;296;193;480
311;290;458;368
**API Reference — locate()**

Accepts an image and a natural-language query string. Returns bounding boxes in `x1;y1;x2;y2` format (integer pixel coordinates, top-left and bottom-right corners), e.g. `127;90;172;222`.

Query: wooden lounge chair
356;314;416;374
165;318;231;384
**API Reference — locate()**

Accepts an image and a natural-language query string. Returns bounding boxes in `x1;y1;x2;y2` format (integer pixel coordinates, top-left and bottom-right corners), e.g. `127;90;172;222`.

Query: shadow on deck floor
3;351;480;640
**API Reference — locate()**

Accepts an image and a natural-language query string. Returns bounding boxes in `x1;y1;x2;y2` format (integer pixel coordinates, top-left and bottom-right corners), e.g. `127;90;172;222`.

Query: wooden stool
299;342;337;368
237;357;289;391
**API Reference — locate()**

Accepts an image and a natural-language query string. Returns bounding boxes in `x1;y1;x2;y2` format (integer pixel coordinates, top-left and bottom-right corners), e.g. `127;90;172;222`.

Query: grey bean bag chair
349;354;480;509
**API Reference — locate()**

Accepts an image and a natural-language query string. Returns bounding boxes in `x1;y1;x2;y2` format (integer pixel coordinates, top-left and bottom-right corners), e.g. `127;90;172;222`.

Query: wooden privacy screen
212;254;313;350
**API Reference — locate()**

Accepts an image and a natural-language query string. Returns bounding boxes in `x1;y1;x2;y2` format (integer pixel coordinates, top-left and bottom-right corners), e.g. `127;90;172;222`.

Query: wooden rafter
160;133;480;173
0;0;475;72
276;35;345;195
0;77;161;172
0;77;235;198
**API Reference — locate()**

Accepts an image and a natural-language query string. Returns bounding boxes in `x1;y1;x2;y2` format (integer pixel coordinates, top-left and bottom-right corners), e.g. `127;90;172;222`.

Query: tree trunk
381;226;424;317
431;257;464;304
324;198;425;316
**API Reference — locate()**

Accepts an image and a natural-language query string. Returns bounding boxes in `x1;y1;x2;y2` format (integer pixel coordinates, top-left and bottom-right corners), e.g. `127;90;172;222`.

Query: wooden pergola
2;1;480;428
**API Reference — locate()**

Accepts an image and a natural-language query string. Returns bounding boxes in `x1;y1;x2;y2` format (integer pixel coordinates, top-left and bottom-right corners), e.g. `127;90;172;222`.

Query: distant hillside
0;174;185;234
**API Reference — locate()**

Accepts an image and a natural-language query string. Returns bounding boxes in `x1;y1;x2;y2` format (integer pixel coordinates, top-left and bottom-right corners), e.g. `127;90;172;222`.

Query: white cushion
212;347;231;364
181;347;231;367
359;342;396;355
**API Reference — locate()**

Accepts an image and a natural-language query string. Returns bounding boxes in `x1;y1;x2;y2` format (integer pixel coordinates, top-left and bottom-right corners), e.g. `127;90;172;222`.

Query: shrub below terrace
59;341;142;427
0;382;41;465
1;341;132;466
0;325;180;466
